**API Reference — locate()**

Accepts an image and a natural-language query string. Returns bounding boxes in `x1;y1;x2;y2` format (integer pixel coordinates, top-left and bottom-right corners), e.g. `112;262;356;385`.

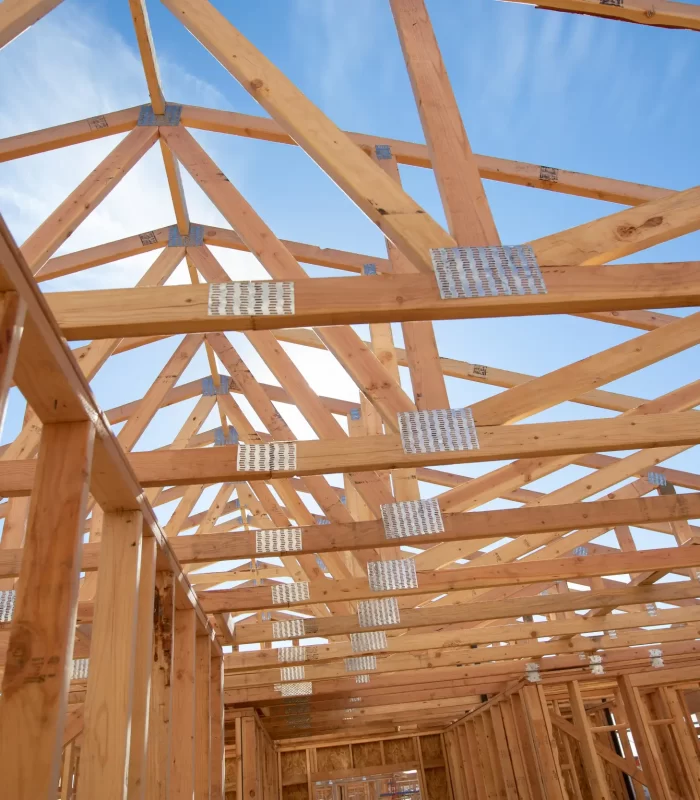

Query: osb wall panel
281;749;308;784
315;744;352;772
425;766;451;800
281;747;308;800
383;737;415;764
419;734;444;764
351;740;383;769
283;784;309;800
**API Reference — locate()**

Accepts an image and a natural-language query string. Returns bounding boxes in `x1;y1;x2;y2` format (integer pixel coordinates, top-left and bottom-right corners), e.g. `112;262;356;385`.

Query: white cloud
0;5;248;292
0;2;363;449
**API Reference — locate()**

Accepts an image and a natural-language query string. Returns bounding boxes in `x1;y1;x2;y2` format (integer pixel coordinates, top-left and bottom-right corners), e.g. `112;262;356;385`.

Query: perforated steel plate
430;245;546;299
278;646;307;662
214;426;238;446
272;581;310;606
355;674;370;684
398;408;479;454
287;717;312;729
357;597;400;628
648;471;667;487
0;589;15;623
367;559;418;592
202;375;230;396
72;659;89;680
237;442;297;472
350;631;388;653
138;103;182;127
274;681;312;696
256;528;302;554
167;222;203;247
208;281;294;316
272;618;306;640
284;702;310;716
344;655;377;672
380;497;444;540
280;666;306;681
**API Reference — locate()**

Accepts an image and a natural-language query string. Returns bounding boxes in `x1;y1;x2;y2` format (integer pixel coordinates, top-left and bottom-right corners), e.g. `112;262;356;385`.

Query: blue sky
0;0;698;541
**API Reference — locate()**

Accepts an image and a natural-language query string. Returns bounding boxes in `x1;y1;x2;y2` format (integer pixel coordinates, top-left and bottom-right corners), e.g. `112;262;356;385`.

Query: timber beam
1;493;699;572
230;582;700;645
501;0;700;31
43;262;700;339
87;414;700;486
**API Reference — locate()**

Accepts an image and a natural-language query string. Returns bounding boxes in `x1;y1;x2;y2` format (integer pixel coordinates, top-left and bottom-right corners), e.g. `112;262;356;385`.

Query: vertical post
455;725;476;800
241;714;258;800
443;729;467;800
234;717;243;800
127;537;157;800
521;685;567;800
210;655;225;800
146;572;175;800
490;705;518;800
617;676;673;800
499;700;532;800
475;714;502;799
77;510;144;800
663;687;700;797
552;699;584;800
0;421;94;800
647;689;692;799
170;608;196;799
464;721;488;800
567;681;611;800
195;633;211;800
510;693;545;800
0;291;25;437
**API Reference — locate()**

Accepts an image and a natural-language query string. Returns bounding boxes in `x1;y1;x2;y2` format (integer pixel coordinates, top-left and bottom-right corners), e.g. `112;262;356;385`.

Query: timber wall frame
0;0;700;799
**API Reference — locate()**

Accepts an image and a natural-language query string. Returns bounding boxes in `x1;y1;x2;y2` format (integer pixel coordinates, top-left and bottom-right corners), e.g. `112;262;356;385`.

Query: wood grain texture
145;572;175;800
170;609;196;799
0;421;94;800
77;511;143;800
194;634;211;799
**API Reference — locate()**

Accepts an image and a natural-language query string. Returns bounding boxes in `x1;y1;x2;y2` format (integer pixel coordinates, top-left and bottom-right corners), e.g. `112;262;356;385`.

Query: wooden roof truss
0;0;699;790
